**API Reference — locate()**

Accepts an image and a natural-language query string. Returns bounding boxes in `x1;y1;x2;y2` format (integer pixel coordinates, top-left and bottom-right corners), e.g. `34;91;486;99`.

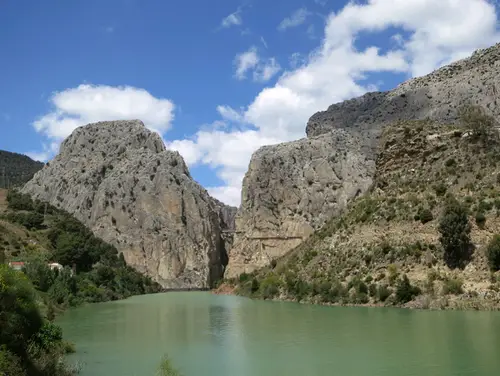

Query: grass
157;356;182;376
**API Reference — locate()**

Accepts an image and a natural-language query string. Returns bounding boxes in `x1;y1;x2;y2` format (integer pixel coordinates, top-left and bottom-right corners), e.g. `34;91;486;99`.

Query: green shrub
377;285;391;302
486;235;500;271
395;275;421;304
415;208;434;224
442;278;463;295
368;283;377;297
433;183;447;196
438;196;472;268
157;356;182;376
475;212;486;228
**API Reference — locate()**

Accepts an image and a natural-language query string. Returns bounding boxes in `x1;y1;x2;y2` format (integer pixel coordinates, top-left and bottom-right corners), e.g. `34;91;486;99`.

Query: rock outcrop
226;43;500;278
23;120;235;289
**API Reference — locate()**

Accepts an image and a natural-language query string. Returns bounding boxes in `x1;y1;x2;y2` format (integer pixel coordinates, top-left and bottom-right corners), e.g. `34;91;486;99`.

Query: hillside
229;109;500;310
226;43;500;279
21;120;235;289
0;150;44;188
0;188;161;308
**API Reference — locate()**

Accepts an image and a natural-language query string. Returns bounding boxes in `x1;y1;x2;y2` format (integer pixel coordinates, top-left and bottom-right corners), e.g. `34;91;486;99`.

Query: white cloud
26;142;59;162
170;0;500;206
216;105;245;123
30;84;175;160
289;52;306;68
253;58;281;82
234;48;281;82
221;10;242;28
234;47;259;79
278;8;311;31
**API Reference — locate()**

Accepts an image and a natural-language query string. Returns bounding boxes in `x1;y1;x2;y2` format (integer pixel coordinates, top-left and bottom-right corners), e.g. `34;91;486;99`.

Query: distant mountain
0;150;44;188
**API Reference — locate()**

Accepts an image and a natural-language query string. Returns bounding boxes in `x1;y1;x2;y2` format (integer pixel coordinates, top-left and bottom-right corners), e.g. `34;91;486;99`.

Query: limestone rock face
307;45;500;138
226;43;500;278
225;130;376;278
23;120;235;289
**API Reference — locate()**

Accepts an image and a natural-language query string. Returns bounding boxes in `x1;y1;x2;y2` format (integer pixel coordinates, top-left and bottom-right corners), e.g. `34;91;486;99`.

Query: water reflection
57;293;500;376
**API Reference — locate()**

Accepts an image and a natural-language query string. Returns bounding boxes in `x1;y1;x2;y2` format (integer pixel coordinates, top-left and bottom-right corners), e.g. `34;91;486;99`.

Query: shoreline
211;283;500;311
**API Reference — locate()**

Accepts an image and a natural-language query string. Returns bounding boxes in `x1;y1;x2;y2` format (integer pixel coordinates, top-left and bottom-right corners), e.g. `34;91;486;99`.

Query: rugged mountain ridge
226;43;500;278
22;120;235;289
231;118;500;309
0;150;44;188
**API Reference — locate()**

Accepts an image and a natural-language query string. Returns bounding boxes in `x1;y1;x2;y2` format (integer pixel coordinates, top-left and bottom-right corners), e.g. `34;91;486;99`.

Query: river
57;292;500;376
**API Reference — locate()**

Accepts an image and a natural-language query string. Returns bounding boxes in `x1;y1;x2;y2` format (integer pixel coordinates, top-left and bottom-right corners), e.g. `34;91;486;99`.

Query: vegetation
1;190;161;309
486;235;500;272
395;275;421;304
226;113;500;310
0;265;78;375
438;196;472;269
0;150;44;189
157;356;182;376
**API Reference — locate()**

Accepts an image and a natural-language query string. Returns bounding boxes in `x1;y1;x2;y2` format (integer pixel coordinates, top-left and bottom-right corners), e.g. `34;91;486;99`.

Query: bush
486;235;500;271
377;285;391;302
442;278;463;295
433;183;447;196
475;212;486;228
438;196;472;268
157;356;182;376
415;208;434;224
259;275;281;299
459;104;499;146
395;275;421;304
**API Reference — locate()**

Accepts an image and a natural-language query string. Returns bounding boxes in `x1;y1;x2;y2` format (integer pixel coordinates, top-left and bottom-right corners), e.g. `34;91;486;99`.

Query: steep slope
232;118;500;309
226;43;500;278
22;120;234;289
0;150;44;188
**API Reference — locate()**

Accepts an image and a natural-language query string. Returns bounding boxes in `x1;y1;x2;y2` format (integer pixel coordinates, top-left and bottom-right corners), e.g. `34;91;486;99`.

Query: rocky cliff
22;120;235;289
226;43;500;279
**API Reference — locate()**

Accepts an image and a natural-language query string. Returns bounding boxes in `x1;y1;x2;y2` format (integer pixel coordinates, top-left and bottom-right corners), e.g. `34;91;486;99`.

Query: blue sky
1;0;500;206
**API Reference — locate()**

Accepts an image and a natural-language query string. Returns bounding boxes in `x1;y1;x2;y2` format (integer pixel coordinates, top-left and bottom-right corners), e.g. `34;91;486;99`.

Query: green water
57;292;500;376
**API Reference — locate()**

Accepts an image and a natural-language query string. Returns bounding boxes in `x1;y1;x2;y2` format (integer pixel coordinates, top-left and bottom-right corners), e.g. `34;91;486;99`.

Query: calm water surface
57;292;500;376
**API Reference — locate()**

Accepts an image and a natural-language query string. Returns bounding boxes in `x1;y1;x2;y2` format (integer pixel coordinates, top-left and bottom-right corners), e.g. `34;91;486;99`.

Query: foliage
394;275;421;304
0;265;75;375
438;196;472;268
3;190;161;309
0;150;43;189
377;285;391;302
486;235;500;271
459;104;499;146
442;277;464;295
415;207;433;224
157;356;182;376
475;211;486;228
4;212;45;230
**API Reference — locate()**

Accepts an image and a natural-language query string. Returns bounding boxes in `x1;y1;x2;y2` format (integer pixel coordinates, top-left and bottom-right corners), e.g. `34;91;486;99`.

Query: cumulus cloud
234;47;260;79
234;48;281;82
221;10;242;28
278;8;311;31
253;58;281;82
30;84;175;160
170;0;500;206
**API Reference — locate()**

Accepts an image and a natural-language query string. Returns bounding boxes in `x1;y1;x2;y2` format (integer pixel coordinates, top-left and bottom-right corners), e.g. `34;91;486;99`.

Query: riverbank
214;282;500;311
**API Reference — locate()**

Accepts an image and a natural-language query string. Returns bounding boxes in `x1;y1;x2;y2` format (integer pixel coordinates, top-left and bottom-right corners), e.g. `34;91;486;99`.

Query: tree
0;265;43;359
395;275;421;304
459;104;499;146
438;196;472;268
486;234;500;271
